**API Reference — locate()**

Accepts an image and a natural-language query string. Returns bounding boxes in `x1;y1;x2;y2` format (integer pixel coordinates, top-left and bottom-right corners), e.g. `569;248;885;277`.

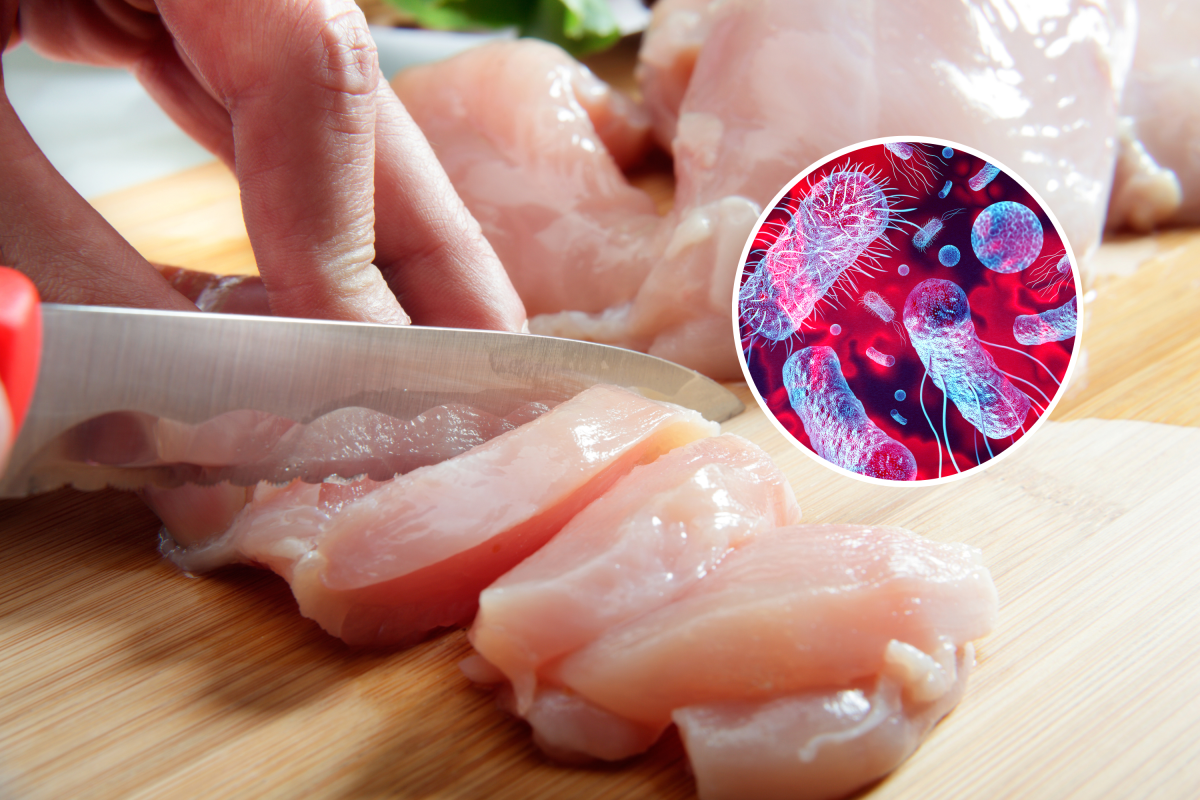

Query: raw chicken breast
159;385;718;646
467;501;995;793
393;40;755;379
554;525;996;727
468;434;801;714
391;41;660;317
652;0;1134;262
673;643;974;800
394;3;1132;379
1112;0;1200;227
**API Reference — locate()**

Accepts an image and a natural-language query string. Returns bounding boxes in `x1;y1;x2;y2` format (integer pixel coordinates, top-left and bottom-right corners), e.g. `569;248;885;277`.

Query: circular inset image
734;138;1081;485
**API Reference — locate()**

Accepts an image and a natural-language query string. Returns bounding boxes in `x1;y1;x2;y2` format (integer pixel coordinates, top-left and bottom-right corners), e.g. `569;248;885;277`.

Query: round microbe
942;147;954;159
971;201;1044;274
894;389;906;402
898;264;910;277
938;244;961;267
830;323;842;335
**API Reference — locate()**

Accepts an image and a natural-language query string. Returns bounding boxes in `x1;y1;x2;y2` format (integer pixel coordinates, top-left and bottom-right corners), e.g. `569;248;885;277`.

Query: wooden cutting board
2;161;1200;800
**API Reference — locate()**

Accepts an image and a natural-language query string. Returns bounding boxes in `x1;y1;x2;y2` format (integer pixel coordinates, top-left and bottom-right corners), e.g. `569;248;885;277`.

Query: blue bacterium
1013;295;1078;345
740;169;898;343
783;346;918;481
890;409;908;425
970;201;1044;274
939;244;961;266
938;179;952;199
894;389;906;401
903;279;1033;475
968;162;1000;191
942;147;954;159
866;346;896;367
898;264;910;276
912;209;962;251
830;323;842;335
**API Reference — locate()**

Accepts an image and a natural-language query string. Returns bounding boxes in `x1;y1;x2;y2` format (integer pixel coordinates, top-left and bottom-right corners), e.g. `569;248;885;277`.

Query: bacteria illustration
738;139;1079;482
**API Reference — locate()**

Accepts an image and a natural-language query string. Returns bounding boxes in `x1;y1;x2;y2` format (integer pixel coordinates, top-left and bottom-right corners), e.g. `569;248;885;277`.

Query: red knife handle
0;267;43;435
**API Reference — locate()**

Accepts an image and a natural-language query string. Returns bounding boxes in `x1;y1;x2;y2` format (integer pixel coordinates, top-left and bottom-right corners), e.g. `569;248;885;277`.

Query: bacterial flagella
737;140;1079;482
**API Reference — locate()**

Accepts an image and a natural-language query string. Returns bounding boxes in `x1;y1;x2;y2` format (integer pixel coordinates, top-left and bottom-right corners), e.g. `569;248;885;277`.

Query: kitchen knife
0;297;743;498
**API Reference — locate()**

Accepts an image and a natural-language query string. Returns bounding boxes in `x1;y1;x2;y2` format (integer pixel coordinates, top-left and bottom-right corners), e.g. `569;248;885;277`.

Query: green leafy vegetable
384;0;621;56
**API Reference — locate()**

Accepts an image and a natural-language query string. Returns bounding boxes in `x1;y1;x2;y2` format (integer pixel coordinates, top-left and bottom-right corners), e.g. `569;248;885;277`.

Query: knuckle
296;0;379;98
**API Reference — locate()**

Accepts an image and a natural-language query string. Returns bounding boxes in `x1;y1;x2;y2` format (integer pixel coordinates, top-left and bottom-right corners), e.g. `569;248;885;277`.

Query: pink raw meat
467;434;801;716
159;385;718;646
555;525;996;727
391;40;659;318
466;519;996;790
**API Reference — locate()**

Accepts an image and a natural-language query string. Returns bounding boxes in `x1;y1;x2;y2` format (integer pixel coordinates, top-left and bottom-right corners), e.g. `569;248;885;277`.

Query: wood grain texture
3;159;1200;799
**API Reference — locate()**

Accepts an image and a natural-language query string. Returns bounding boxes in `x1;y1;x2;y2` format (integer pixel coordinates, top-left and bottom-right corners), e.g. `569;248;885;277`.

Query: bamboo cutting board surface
2;161;1200;800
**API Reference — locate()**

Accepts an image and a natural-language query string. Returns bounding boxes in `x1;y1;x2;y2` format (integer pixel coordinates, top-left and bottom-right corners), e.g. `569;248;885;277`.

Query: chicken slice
468;433;801;715
158;385;717;646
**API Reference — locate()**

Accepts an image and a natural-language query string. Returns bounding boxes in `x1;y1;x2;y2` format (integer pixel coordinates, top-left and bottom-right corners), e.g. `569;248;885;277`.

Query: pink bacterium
971;201;1044;274
740;169;896;342
783;346;918;481
866;346;896;367
903;279;1033;475
830;323;842;335
883;141;940;193
861;290;895;323
912;208;962;251
1014;296;1078;345
968;162;1000;191
860;290;906;341
898;264;910;276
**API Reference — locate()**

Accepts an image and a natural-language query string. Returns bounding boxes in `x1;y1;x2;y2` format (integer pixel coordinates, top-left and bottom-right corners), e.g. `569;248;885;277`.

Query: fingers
132;35;236;167
156;0;408;324
0;93;196;309
371;81;527;332
13;0;161;66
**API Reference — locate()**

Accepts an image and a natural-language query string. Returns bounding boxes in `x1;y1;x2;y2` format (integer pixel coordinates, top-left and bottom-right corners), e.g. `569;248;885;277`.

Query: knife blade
0;304;743;497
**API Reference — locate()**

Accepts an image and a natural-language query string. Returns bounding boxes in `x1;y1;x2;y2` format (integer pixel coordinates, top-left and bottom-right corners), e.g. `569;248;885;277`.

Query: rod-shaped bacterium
866;346;895;367
968;162;1000;191
740;170;893;341
783;346;918;481
1013;296;1078;345
903;279;1031;439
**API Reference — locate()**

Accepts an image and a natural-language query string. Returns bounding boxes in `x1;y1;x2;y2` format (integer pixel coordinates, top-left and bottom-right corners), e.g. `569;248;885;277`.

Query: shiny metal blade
1;305;743;497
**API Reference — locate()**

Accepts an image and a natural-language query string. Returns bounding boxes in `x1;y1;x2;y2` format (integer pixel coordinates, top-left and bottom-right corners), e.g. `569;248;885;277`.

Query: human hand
1;0;526;331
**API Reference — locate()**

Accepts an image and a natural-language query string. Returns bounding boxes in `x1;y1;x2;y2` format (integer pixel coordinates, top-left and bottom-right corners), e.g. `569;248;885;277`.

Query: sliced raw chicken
468;434;801;715
39;402;541;495
158;385;718;646
466;503;995;790
673;643;975;800
554;525;996;727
